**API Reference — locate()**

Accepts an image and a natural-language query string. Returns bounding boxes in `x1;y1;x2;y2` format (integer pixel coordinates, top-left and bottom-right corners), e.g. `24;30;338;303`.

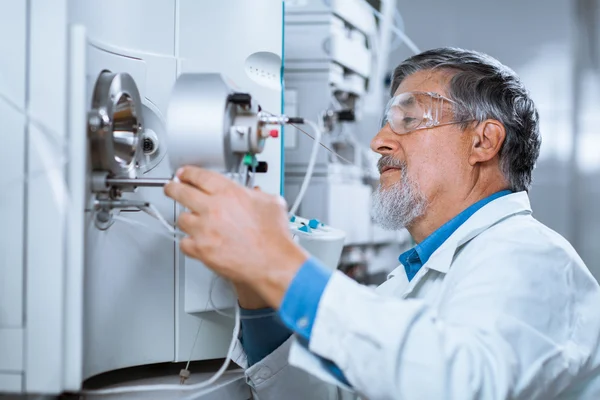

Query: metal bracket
92;198;152;231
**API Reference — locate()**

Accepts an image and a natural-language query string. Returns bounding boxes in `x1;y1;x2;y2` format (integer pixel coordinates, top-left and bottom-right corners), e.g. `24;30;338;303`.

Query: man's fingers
176;166;235;194
164;180;209;213
176;211;197;234
180;236;198;259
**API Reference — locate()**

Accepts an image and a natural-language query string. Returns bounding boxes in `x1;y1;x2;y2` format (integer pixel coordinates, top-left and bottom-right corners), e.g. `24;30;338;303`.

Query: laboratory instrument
284;0;412;284
0;0;414;397
1;1;284;398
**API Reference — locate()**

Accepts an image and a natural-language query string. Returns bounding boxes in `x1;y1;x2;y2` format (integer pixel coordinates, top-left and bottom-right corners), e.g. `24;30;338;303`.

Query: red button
269;129;279;138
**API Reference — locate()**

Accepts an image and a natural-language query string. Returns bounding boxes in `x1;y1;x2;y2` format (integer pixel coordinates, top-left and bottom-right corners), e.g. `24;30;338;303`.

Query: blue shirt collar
399;190;512;281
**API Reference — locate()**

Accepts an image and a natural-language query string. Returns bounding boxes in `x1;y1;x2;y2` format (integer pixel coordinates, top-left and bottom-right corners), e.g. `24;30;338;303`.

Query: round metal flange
167;73;237;173
88;70;144;178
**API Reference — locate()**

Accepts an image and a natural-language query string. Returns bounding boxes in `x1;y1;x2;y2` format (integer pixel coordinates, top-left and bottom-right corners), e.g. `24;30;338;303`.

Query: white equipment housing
283;0;410;280
0;0;283;396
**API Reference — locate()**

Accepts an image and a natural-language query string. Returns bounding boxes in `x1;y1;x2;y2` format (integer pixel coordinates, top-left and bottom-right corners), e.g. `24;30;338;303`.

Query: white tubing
145;203;179;235
366;2;421;55
81;304;241;396
365;0;395;115
112;215;180;242
289;119;322;216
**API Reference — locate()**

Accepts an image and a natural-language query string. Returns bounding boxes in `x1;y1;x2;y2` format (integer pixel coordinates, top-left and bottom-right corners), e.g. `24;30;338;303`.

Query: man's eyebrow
395;95;415;107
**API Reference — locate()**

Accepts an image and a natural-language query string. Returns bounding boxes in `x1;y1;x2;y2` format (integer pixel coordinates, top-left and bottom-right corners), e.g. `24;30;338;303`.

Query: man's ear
468;120;506;165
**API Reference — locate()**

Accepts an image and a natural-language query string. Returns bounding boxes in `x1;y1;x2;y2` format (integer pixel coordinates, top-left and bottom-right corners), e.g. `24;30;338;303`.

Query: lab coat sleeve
238;335;344;400
296;244;584;400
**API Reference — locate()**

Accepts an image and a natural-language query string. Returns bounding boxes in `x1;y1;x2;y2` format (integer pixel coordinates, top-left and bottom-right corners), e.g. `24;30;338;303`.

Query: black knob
255;161;268;173
227;92;252;107
336;109;355;122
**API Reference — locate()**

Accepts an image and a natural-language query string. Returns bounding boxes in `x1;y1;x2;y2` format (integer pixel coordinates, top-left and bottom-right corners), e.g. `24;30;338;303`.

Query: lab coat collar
387;191;532;280
424;191;532;274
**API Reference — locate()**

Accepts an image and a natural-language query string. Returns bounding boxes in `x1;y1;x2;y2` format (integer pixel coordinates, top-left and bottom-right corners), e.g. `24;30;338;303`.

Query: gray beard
371;167;428;230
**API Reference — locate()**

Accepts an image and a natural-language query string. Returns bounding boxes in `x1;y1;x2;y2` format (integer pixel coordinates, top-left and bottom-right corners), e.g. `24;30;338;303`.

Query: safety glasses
381;91;473;135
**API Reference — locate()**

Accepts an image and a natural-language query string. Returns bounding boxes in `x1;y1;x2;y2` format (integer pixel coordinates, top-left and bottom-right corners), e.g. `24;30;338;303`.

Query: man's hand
235;283;270;310
164;166;308;309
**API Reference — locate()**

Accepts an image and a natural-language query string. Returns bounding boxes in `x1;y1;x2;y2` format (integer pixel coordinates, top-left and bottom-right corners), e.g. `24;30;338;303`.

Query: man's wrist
255;239;309;309
277;257;333;341
235;283;270;310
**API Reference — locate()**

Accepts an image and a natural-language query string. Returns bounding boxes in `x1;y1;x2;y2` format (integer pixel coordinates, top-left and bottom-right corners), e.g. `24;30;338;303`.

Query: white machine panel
330;25;371;78
87;46;148;99
72;0;284;381
0;328;23;372
2;0;284;396
176;0;283;363
81;35;178;379
0;0;27;108
286;0;376;36
185;261;236;313
0;374;22;392
70;0;176;55
26;0;71;394
0;102;25;328
285;18;371;79
284;89;299;149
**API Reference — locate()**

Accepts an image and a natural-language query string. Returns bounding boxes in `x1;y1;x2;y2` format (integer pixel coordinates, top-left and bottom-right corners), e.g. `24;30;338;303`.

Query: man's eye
402;117;419;129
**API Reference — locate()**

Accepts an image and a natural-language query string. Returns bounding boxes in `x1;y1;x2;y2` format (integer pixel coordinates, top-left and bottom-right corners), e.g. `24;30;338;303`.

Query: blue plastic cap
298;225;311;233
308;219;320;229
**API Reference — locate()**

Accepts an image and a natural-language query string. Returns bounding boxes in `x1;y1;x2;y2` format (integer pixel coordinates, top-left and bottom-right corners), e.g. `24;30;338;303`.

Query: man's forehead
393;70;453;97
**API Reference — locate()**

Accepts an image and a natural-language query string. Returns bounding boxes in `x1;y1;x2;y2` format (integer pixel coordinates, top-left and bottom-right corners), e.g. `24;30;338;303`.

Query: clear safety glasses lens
381;92;455;135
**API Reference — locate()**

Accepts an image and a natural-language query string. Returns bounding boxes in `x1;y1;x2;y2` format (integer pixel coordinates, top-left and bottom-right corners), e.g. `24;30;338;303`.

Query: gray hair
390;47;541;192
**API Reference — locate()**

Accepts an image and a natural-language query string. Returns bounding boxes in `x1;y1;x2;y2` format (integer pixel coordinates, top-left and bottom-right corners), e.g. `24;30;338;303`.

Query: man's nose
371;124;399;156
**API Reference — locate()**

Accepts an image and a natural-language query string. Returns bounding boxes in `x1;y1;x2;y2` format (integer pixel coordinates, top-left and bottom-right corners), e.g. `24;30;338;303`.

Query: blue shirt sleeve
239;307;292;367
278;257;332;340
239;258;350;386
278;257;351;386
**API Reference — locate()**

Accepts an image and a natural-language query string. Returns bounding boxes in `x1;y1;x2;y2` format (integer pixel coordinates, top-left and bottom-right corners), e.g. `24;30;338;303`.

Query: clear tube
208;275;277;320
289;119;322;216
144;203;181;236
389;9;407;51
365;3;421;54
113;214;277;320
0;155;68;198
0;91;67;152
112;215;181;242
0;91;72;217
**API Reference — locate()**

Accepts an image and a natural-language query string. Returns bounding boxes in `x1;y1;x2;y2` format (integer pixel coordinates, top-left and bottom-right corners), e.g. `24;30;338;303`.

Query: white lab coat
232;191;600;399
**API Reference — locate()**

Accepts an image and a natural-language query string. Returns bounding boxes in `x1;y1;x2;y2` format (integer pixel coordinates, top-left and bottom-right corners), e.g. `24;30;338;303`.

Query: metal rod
94;199;150;209
106;178;171;187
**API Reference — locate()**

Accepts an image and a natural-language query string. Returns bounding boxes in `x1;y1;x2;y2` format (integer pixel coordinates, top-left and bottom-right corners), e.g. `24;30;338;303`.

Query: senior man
165;48;600;399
